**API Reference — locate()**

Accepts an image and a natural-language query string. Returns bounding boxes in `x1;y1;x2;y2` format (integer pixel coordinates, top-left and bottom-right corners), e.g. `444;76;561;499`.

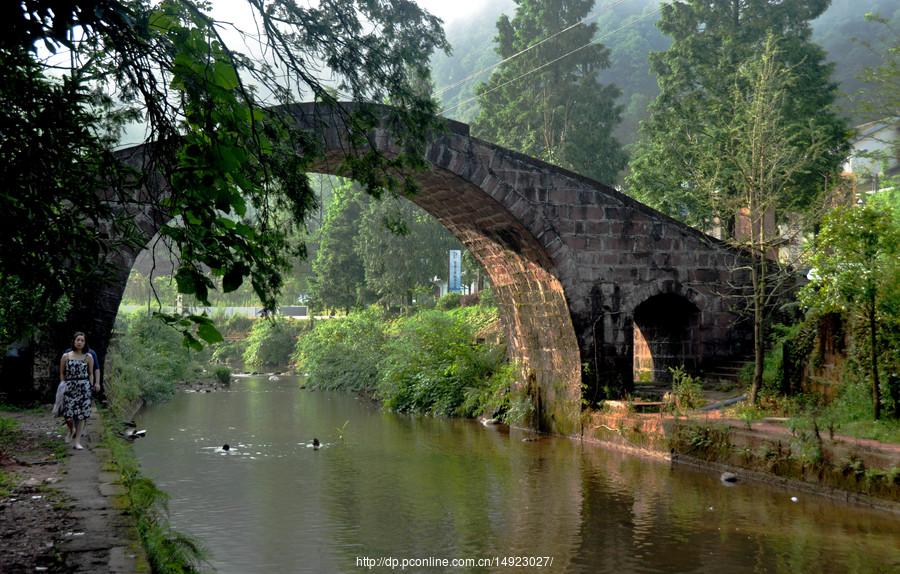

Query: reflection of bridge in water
36;102;755;434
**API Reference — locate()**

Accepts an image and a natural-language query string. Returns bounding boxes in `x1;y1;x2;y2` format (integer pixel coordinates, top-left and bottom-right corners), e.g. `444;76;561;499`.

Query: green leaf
174;268;197;295
183;332;204;351
213;61;240;90
194;278;209;305
149;11;176;33
222;266;245;293
197;321;224;344
217;216;236;230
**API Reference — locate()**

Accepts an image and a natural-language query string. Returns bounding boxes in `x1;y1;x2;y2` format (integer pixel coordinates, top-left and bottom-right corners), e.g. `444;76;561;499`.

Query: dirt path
0;409;147;573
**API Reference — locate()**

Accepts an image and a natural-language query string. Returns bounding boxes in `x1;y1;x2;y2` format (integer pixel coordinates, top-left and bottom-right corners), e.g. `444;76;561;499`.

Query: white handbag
52;381;67;416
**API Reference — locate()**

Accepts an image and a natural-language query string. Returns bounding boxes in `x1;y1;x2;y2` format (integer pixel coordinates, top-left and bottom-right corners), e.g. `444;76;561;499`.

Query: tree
849;12;900;199
626;0;849;229
687;37;838;404
0;45;136;346
308;183;371;313
1;0;448;348
801;204;900;420
356;194;463;307
309;180;471;311
855;12;900;123
472;0;627;184
592;0;669;145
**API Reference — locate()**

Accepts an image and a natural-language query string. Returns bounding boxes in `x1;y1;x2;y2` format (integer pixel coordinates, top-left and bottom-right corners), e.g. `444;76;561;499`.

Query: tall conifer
473;0;627;184
627;0;849;228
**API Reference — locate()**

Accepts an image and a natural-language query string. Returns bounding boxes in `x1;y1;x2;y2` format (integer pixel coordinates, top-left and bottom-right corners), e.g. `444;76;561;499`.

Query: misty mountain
432;0;900;144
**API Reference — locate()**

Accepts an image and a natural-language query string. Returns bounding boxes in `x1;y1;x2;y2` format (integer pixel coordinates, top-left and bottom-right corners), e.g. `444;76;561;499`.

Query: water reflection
134;377;900;574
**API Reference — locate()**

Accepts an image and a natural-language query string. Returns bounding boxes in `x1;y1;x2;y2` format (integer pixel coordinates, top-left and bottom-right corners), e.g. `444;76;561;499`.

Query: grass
98;410;208;573
810;418;900;444
0;414;21;446
724;384;900;444
0;402;46;413
0;469;15;497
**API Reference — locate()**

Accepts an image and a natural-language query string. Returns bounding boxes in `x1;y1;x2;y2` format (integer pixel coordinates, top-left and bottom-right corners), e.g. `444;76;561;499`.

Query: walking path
57;416;146;573
0;409;148;573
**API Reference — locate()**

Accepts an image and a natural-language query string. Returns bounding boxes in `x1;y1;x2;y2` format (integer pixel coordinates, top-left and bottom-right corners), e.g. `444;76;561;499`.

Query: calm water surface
133;376;899;573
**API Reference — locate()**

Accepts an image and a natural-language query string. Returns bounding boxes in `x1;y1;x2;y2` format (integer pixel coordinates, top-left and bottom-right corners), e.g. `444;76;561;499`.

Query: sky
109;0;498;146
414;0;490;24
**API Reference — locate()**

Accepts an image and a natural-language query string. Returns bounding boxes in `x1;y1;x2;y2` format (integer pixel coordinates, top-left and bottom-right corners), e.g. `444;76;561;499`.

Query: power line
435;0;633;98
442;5;663;116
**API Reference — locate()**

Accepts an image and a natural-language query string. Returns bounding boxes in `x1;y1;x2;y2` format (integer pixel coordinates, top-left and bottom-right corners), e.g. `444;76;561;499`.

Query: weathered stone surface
28;102;753;435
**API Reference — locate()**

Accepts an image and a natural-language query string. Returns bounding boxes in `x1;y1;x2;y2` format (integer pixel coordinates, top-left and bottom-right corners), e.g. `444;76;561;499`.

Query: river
133;376;899;573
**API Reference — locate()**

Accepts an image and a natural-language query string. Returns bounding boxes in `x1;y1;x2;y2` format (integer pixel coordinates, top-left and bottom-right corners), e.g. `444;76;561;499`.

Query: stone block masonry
30;102;754;436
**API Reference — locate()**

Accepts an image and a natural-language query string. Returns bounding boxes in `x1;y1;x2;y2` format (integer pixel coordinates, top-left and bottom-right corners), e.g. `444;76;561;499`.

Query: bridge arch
31;102;753;435
632;292;701;383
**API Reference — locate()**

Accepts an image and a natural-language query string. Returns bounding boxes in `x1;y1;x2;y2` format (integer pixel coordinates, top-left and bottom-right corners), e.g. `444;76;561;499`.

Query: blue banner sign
449;250;462;293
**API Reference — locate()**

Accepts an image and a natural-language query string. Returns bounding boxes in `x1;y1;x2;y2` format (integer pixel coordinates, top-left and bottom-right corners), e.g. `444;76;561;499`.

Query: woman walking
59;332;97;450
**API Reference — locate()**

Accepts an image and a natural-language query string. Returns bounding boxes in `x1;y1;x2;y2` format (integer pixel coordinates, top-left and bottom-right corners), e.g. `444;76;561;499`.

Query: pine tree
473;0;627;184
626;0;849;228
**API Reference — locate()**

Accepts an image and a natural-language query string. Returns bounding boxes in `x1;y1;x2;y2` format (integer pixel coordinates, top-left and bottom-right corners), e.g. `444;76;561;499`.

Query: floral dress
62;355;92;420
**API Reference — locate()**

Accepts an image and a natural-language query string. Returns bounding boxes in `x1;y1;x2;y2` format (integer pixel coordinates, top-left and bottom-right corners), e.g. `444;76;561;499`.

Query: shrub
214;366;231;385
668;366;704;412
436;292;461;310
243;318;302;371
378;308;509;416
293;307;385;393
215;314;253;338
210;340;243;369
106;312;207;417
477;286;496;308
293;303;511;418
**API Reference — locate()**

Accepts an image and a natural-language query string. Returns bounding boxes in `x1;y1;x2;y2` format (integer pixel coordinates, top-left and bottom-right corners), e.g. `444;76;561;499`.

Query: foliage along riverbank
293;295;520;421
105;292;520;425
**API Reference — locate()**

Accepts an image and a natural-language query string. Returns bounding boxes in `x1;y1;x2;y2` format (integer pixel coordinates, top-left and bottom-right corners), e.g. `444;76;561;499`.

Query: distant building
842;117;899;200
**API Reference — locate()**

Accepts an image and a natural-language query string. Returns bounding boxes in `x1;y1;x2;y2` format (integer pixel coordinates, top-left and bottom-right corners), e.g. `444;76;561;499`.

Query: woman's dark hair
71;331;90;352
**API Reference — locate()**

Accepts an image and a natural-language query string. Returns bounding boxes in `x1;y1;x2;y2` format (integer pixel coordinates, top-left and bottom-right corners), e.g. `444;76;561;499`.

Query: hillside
432;0;900;145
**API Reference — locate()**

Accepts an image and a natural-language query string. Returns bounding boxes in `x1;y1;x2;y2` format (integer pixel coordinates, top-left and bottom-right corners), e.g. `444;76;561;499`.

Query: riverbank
583;407;900;513
0;407;148;572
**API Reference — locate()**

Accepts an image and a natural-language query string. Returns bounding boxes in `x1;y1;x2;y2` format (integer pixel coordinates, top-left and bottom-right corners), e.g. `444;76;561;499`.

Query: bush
294;303;511;418
378;307;509;417
293;307;385;393
477;286;496;308
106;312;207;417
243;318;302;371
215;314;253;338
210;340;243;369
668;366;704;412
436;292;461;310
214;366;231;385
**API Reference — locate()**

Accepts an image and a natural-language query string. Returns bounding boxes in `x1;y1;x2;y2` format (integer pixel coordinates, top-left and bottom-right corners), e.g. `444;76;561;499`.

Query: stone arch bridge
32;102;752;435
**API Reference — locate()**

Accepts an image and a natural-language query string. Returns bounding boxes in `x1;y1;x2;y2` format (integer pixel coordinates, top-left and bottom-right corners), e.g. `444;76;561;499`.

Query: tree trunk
750;251;765;405
869;293;881;420
748;191;766;406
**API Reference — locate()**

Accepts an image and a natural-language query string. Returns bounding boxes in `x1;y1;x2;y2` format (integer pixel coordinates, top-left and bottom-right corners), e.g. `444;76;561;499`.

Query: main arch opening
632;293;700;384
83;107;585;434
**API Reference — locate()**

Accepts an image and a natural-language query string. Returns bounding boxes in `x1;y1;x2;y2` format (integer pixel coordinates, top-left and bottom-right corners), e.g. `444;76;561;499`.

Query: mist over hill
431;0;900;144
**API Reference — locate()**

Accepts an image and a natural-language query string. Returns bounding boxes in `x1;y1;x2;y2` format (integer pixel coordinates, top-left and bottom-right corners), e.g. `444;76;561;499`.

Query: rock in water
720;472;738;483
